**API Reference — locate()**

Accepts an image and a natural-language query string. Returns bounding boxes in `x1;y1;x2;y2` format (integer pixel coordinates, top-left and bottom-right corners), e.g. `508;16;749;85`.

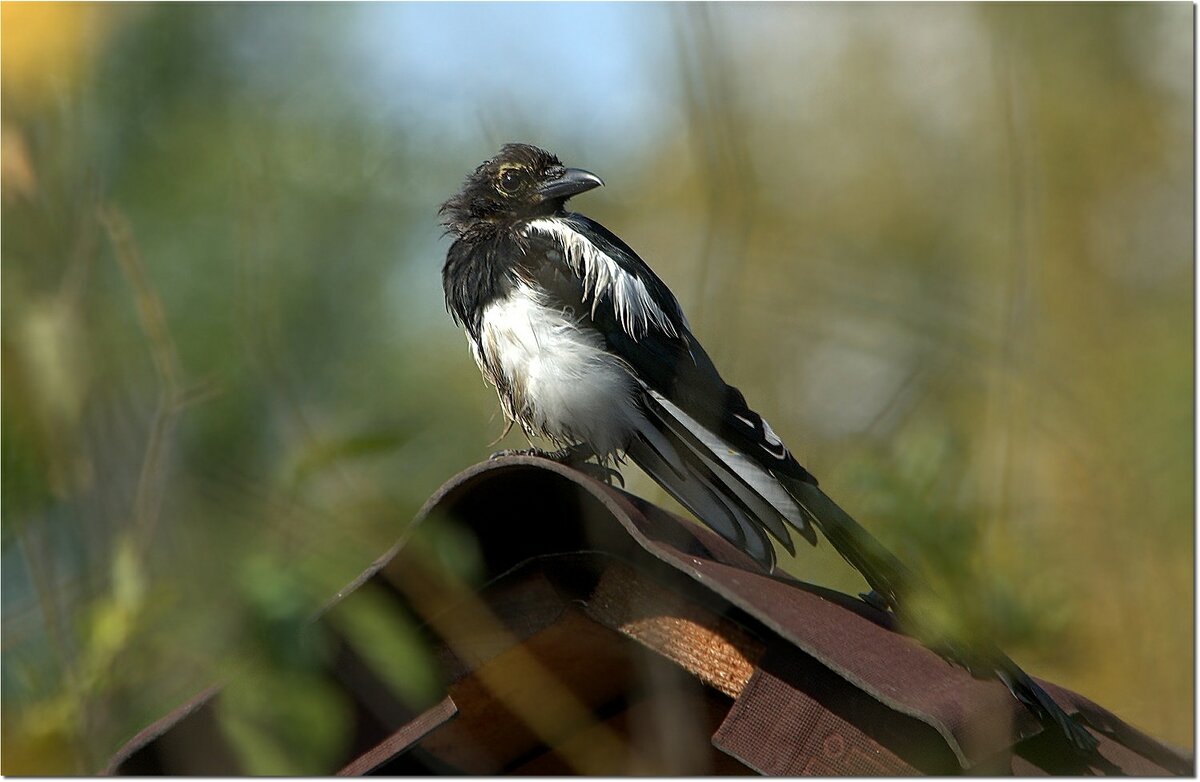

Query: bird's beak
537;168;604;201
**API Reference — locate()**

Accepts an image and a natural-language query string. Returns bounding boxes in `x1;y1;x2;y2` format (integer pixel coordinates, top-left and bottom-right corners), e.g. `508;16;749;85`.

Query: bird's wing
521;213;818;562
532;214;816;476
525;213;925;604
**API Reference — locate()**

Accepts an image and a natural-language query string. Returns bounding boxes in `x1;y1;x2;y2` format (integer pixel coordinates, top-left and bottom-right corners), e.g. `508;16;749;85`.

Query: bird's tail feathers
778;475;915;613
781;476;1098;754
996;655;1099;753
642;390;816;548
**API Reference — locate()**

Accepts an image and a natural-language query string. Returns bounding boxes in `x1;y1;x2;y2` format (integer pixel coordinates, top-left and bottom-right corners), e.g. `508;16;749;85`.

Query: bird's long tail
780;476;915;613
779;476;1098;753
995;653;1099;752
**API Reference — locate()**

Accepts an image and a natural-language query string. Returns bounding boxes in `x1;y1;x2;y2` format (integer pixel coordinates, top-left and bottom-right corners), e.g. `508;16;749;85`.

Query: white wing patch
734;411;789;461
524;218;678;340
760;416;789;460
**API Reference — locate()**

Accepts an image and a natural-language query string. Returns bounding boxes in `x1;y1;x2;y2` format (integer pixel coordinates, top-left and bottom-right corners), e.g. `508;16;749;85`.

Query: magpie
439;143;1097;754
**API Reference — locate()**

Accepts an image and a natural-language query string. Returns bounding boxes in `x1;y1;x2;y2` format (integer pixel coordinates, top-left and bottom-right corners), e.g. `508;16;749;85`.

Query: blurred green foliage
2;2;1192;772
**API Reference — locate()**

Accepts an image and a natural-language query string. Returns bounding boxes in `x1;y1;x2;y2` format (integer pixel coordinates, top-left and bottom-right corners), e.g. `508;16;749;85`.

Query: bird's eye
497;168;523;194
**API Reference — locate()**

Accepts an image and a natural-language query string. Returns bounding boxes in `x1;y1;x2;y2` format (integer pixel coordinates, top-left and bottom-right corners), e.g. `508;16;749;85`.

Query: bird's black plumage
440;143;1097;754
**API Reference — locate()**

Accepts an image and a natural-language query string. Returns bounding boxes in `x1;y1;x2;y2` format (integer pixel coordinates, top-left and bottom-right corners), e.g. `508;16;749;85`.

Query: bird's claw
572;461;626;488
489;447;546;460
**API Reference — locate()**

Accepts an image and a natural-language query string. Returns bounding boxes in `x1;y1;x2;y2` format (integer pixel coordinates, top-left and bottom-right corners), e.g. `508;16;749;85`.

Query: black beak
537;167;604;201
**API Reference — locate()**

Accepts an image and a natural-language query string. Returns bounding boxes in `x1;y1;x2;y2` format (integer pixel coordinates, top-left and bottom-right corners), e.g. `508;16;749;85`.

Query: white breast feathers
474;284;646;460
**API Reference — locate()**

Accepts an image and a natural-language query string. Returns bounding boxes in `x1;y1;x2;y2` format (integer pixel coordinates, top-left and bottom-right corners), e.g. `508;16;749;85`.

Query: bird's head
440;143;603;237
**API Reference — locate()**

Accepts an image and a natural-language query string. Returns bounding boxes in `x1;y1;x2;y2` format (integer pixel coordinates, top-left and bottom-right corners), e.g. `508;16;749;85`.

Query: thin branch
98;204;183;554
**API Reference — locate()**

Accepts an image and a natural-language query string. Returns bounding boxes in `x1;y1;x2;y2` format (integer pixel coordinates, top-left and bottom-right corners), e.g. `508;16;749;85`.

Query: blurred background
2;2;1192;773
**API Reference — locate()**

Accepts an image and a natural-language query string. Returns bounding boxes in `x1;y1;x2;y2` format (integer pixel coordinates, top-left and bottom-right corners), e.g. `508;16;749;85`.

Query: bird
439;142;1097;754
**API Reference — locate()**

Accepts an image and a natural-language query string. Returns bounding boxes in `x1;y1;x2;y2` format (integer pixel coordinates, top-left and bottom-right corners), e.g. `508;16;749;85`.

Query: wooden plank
583;560;764;698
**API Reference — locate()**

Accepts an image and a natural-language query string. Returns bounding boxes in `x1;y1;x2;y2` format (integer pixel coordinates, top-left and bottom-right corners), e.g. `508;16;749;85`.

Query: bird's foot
489;447;546;460
489;445;624;487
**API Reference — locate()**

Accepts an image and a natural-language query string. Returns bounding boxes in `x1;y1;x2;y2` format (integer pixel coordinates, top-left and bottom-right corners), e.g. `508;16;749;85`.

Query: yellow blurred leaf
112;536;145;610
2;3;93;105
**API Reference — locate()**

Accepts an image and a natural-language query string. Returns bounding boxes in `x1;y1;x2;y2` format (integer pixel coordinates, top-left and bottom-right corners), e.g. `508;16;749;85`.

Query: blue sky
346;3;676;156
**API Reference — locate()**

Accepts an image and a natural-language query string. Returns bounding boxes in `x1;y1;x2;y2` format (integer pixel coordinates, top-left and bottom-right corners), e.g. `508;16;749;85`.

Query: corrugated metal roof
105;457;1192;776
